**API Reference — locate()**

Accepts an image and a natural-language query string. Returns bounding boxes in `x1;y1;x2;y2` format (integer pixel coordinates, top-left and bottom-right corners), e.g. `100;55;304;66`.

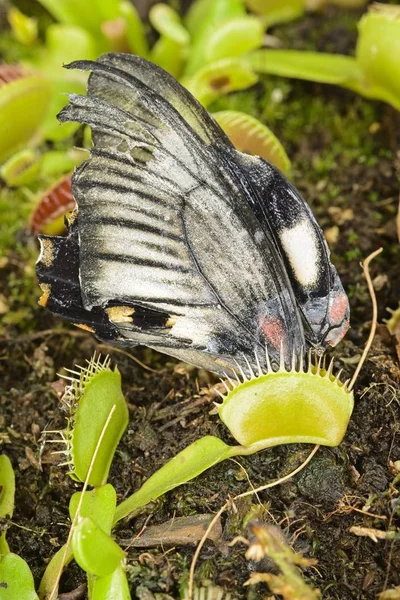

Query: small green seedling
114;354;353;522
246;3;400;112
54;354;129;486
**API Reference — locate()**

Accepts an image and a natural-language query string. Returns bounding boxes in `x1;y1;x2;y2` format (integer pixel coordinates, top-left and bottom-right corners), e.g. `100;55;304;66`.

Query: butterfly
36;53;349;377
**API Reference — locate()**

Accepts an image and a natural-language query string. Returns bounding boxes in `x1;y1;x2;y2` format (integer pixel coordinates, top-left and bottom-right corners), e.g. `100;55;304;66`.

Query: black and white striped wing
36;53;305;376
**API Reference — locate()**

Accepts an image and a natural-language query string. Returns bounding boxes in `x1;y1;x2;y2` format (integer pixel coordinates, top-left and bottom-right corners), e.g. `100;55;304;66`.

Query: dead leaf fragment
350;526;400;542
124;514;222;548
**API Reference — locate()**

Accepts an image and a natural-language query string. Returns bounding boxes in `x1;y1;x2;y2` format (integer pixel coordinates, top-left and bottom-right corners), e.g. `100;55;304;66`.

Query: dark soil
0;5;399;600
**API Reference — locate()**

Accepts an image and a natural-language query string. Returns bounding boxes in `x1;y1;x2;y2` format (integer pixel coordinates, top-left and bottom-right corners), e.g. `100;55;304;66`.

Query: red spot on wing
326;292;350;346
329;292;349;324
260;315;285;350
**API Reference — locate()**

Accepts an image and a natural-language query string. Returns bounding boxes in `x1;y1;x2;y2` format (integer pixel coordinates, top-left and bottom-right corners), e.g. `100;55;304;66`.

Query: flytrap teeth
242;354;256;379
222;371;237;390
234;359;248;382
217;348;349;399
219;380;230;394
264;345;272;373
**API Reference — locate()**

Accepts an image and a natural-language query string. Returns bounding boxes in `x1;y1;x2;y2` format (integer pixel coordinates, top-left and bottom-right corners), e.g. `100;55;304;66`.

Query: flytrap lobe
49;354;128;487
217;349;354;450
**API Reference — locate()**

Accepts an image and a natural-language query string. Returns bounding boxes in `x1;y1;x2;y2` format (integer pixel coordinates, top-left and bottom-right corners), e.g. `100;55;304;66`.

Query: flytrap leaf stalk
246;3;400;112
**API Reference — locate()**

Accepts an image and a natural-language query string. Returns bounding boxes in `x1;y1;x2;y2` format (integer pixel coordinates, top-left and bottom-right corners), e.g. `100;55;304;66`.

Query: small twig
58;583;87;600
49;405;117;600
187;444;320;600
235;444;320;500
188;501;231;600
349;247;383;391
0;328;89;346
350;525;399;542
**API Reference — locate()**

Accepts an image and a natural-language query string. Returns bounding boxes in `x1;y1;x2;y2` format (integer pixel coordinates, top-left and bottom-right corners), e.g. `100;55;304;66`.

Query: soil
0;4;399;600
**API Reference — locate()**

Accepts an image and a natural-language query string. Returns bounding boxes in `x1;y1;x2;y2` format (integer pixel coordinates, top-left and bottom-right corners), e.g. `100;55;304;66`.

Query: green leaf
69;484;117;535
205;16;264;64
90;565;131;600
36;0;116;37
0;150;40;187
8;7;38;46
0;553;39;600
118;0;148;57
38;545;73;600
212;110;291;174
0;455;15;519
184;0;246;75
0;74;51;162
72;517;125;577
0;533;10;555
114;436;234;523
39;149;86;178
183;58;258;107
149;4;189;47
355;4;400;111
69;365;129;487
245;0;305;28
149;4;189;78
247;49;362;85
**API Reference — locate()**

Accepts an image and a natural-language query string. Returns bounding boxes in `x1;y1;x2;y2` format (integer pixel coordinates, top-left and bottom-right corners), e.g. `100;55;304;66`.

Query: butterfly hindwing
214;147;350;347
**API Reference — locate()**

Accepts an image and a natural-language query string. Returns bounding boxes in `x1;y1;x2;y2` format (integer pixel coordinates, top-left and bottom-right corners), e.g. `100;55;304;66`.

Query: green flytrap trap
49;350;353;524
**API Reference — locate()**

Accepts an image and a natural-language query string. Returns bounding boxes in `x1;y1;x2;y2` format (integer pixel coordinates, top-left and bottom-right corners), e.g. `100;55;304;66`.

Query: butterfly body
36;53;349;376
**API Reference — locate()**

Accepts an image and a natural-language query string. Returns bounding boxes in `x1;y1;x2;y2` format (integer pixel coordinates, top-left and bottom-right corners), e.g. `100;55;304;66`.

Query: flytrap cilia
36;53;354;452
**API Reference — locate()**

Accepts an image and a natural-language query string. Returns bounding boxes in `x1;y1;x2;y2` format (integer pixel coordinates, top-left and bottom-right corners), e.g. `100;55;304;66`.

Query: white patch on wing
280;220;319;287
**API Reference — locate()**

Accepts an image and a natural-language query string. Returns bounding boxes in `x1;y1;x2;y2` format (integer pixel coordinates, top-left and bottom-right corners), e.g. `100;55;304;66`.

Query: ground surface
0;4;399;600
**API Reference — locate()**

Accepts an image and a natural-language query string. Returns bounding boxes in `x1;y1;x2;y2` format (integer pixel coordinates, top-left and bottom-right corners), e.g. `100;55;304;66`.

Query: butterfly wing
36;53;306;376
217;148;350;347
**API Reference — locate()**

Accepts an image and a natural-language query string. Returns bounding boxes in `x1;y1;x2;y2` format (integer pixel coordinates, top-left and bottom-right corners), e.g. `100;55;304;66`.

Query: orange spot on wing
74;323;95;333
329;293;349;324
260;316;285;350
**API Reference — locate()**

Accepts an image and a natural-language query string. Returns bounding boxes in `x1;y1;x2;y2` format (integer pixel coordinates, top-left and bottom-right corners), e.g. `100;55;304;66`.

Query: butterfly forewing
36;53;348;376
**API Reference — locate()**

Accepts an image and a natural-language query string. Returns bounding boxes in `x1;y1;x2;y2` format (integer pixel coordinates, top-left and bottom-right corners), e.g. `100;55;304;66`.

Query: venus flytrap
0;65;50;162
56;354;129;486
149;4;190;78
40;355;131;600
114;354;353;523
38;485;118;600
246;3;400;112
212;111;291;173
6;1;147;143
